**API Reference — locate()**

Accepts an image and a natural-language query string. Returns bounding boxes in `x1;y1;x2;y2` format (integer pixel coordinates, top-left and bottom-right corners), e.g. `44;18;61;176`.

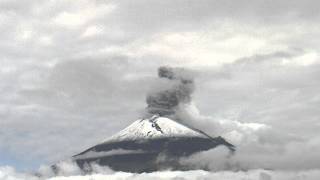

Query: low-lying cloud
2;164;320;180
180;138;320;171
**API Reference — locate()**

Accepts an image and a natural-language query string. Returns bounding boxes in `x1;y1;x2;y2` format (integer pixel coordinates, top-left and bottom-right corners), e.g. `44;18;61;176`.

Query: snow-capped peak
103;115;206;143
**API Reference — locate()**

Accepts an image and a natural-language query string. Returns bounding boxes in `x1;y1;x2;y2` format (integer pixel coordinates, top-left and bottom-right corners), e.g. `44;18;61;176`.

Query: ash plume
146;66;195;116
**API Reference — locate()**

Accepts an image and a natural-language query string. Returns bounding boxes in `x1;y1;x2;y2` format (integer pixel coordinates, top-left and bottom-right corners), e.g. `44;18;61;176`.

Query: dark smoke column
146;66;194;116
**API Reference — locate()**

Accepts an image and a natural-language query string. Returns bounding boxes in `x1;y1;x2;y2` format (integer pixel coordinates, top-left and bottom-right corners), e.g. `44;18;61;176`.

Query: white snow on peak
103;115;206;143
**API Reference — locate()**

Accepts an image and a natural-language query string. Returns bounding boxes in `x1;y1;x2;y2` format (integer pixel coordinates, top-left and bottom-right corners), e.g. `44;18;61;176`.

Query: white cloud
1;0;320;172
282;51;318;66
53;1;116;28
54;11;87;27
1;165;320;180
81;26;103;38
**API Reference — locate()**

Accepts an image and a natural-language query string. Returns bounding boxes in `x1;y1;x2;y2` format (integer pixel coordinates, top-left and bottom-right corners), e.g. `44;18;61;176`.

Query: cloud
146;66;195;116
1;0;320;172
110;0;320;33
0;58;156;165
180;136;320;171
2;165;320;180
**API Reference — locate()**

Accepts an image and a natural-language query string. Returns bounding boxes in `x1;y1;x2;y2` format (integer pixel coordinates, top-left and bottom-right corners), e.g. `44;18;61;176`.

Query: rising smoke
146;66;195;117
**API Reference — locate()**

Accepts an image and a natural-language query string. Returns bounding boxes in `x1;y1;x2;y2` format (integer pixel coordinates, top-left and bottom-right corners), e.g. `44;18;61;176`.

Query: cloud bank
0;0;320;175
2;165;320;180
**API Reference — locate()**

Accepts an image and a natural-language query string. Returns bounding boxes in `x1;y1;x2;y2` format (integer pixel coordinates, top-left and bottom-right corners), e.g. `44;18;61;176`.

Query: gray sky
0;0;320;171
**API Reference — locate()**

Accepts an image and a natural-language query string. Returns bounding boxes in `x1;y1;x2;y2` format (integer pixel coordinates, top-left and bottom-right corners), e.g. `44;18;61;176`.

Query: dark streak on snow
149;115;164;134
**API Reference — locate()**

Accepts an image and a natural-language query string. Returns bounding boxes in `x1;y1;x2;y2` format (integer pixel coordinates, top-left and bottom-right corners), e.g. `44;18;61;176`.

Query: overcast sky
0;0;320;172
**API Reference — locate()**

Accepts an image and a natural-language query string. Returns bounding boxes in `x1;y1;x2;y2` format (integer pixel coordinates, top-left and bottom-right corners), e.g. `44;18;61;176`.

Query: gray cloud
110;0;320;34
172;51;320;173
146;66;195;116
181;136;320;171
0;0;320;173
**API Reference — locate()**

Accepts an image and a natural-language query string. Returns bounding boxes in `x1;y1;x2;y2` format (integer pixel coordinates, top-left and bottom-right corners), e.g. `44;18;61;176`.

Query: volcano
71;115;235;172
64;66;236;173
